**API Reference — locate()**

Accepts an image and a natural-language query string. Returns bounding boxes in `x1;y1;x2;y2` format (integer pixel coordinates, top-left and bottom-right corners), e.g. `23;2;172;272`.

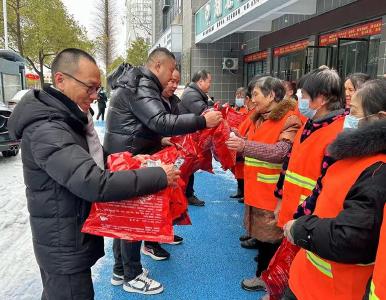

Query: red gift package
82;152;176;243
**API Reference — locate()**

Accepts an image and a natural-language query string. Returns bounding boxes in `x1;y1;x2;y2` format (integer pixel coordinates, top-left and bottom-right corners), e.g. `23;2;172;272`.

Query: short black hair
192;69;211;83
51;48;96;81
302;67;343;110
147;47;175;63
345;73;371;91
356;79;386;116
254;76;286;102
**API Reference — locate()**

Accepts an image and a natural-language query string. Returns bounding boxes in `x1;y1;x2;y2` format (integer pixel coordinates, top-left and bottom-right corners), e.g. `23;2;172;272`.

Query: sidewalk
91;143;264;299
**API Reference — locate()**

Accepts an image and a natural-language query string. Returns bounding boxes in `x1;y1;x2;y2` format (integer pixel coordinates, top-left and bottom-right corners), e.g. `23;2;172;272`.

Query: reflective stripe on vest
299;194;308;205
245;157;282;169
306;251;333;278
257;173;280;184
284;170;317;191
369;280;380;300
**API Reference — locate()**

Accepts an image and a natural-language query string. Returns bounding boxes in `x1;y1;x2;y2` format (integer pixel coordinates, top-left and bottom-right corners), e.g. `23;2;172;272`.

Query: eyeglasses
62;72;101;95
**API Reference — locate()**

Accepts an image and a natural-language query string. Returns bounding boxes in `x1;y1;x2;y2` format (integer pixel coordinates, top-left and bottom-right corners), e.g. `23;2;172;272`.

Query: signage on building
319;19;382;46
274;40;309;57
244;50;268;63
195;0;269;42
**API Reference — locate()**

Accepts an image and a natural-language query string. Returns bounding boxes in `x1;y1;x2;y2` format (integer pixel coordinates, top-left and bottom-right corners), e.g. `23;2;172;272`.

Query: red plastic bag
225;108;248;128
212;120;236;170
82;152;176;243
261;238;300;300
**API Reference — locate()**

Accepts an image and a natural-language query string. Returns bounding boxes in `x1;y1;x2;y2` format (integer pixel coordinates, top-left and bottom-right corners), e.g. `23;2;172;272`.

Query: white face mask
235;98;245;107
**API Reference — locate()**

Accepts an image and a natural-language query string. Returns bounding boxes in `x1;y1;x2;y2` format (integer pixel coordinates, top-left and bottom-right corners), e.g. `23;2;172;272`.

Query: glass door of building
337;38;369;78
278;50;306;82
305;46;333;73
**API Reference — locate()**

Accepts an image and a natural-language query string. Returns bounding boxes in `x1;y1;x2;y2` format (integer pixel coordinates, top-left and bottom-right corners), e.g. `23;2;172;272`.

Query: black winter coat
292;118;386;264
104;67;206;155
178;82;209;116
8;86;168;274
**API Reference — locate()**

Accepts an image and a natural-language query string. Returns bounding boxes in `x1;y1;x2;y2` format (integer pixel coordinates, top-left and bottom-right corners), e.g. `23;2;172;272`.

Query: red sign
25;73;40;81
244;50;268;63
274;40;309;57
319;19;382;46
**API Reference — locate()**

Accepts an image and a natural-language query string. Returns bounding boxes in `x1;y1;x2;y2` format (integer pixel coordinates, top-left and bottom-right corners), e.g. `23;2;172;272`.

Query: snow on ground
0;152;41;300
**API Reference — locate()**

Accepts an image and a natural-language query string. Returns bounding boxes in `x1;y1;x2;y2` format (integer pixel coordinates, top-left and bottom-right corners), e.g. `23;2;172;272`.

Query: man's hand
204;111;223;128
225;136;246;152
283;219;296;244
160;163;181;186
134;154;150;163
161;137;174;147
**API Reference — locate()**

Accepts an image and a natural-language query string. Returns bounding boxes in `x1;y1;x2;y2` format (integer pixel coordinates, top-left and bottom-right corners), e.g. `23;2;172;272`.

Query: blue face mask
343;114;360;129
235;98;245;107
343;113;378;129
298;97;317;119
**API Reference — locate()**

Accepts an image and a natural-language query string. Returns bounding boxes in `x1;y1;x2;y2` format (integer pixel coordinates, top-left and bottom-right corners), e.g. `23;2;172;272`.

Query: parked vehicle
0;102;19;157
6;89;29;110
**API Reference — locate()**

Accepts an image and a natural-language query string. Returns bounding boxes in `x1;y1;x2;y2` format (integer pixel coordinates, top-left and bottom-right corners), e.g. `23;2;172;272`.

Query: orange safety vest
368;205;386;300
244;110;296;211
234;111;255;179
277;117;344;227
289;154;386;300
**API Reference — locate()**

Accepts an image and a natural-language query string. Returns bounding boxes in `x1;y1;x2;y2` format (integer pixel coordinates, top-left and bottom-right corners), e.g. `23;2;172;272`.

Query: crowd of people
6;46;386;300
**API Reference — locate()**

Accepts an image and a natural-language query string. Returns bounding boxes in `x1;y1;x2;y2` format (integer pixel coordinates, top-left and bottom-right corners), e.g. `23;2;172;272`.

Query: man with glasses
8;48;181;299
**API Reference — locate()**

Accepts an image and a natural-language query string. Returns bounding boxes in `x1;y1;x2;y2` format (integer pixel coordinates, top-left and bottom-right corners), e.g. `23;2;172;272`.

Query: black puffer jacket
8;86;167;274
178;82;209;116
104;66;206;155
292;118;386;264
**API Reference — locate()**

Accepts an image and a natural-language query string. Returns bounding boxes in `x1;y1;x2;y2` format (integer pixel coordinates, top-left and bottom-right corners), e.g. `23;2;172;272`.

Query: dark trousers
281;287;298;300
256;241;281;277
237;179;244;195
185;173;195;197
96;107;105;121
40;268;94;300
113;239;142;281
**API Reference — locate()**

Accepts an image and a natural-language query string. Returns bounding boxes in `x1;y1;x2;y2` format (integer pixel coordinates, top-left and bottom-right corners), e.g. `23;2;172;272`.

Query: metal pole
3;0;8;49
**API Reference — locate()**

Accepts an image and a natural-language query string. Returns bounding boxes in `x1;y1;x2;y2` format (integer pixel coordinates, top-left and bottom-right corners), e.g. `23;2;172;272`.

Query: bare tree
93;0;118;78
128;0;151;40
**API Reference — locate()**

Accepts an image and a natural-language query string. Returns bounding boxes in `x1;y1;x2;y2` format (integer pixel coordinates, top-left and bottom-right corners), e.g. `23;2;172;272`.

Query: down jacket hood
9;87;87;140
328;118;386;160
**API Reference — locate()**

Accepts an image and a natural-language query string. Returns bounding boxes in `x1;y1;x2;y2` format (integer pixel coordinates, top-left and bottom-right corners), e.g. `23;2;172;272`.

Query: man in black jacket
179;69;212;206
104;48;222;293
7;48;180;299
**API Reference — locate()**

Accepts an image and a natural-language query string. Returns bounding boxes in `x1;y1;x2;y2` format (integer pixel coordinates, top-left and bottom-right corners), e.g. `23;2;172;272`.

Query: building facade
151;0;386;103
125;0;152;48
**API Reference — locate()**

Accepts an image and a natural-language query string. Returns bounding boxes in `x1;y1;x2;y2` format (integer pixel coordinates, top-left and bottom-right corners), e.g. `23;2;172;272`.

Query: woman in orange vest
283;79;386;300
257;67;348;300
226;76;302;291
344;72;370;108
364;206;386;300
231;86;255;200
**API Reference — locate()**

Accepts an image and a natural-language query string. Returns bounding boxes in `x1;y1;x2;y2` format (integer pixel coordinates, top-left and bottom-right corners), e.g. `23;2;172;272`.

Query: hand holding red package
82;151;179;243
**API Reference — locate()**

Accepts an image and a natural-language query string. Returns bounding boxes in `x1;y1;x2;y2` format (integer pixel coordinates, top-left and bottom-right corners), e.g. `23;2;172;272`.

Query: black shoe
168;235;183;245
239;234;251;242
187;195;205;206
241;238;260;249
238;197;244;203
142;243;170;261
230;190;243;199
